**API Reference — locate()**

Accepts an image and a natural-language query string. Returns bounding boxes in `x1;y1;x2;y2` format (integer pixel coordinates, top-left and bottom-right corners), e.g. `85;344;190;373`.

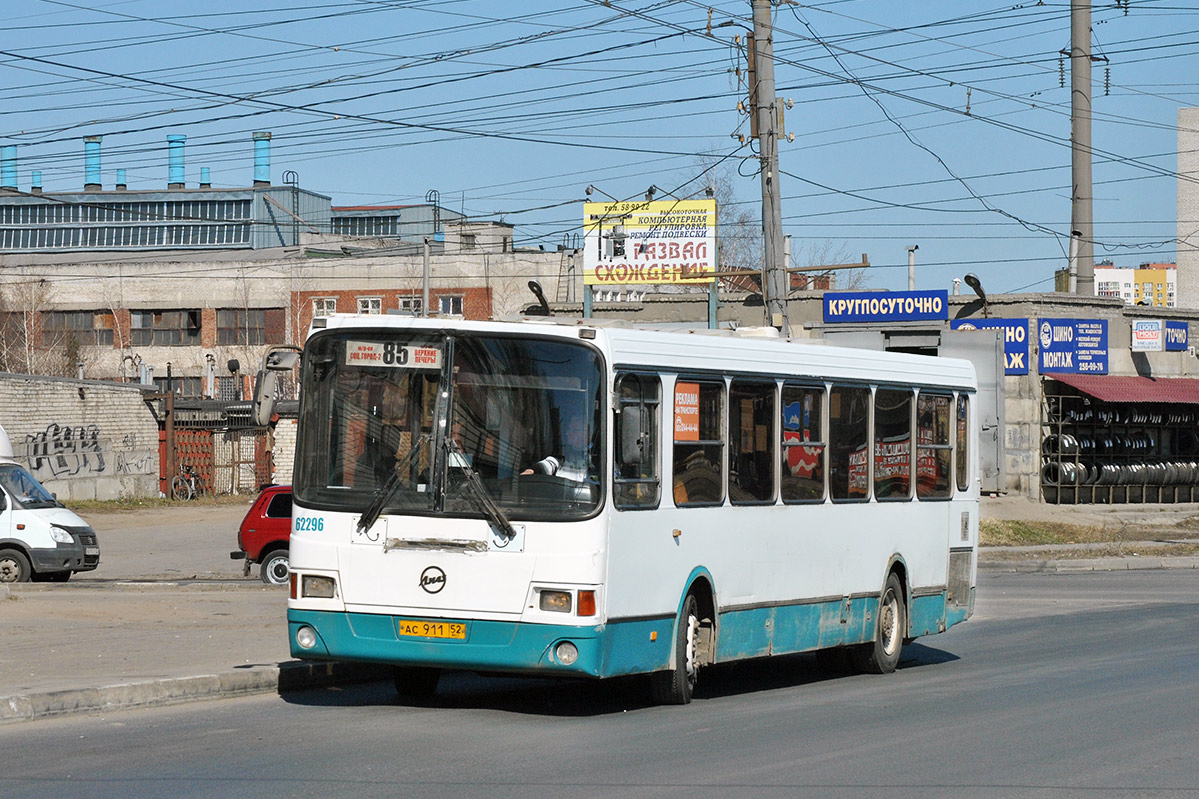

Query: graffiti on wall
26;424;108;478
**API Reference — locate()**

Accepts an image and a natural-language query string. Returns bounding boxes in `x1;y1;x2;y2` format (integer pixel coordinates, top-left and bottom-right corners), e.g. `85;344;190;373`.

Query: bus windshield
294;330;604;521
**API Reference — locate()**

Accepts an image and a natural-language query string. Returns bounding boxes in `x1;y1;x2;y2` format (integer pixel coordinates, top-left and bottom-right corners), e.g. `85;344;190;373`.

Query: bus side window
829;385;870;502
874;388;913;501
916;393;953;499
614;373;661;510
781;384;826;503
673;380;725;506
728;380;776;504
956;395;970;492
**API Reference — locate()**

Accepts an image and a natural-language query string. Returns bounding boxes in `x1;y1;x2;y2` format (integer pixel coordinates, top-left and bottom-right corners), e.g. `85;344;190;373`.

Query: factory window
131;310;201;346
357;297;382;314
313;298;336;318
398;295;423;315
42;311;115;346
438;295;464;316
217;308;266;345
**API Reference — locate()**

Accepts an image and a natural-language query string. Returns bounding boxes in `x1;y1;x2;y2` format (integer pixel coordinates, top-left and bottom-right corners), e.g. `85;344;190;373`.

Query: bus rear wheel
394;666;440;700
651;593;700;705
851;572;906;674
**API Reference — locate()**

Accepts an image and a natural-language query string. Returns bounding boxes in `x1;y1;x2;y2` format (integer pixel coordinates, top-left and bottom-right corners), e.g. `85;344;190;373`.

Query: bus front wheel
851;572;906;674
651;593;700;705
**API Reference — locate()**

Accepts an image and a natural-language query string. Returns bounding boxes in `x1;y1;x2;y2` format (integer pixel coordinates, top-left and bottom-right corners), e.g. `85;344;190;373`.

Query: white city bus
281;316;978;704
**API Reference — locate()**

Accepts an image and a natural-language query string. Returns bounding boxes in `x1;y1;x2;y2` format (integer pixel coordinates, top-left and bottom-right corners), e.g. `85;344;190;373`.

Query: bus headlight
302;575;336;598
539;590;572;613
295;625;318;650
50;526;73;544
554;641;579;665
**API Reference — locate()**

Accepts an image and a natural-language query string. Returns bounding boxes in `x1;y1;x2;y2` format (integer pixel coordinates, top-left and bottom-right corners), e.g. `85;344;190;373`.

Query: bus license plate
396;620;466;640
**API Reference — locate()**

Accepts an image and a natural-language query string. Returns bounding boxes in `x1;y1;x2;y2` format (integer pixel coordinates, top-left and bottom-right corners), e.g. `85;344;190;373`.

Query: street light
584;185;617;201
963;272;989;316
906;244;919;290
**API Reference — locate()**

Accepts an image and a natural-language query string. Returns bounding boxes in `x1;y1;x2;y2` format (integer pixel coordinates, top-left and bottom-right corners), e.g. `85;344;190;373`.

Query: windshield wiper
446;437;517;541
357;433;429;535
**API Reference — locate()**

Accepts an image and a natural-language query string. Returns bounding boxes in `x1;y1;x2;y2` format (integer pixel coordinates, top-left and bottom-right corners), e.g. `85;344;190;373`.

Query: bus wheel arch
651;576;716;705
851;567;907;675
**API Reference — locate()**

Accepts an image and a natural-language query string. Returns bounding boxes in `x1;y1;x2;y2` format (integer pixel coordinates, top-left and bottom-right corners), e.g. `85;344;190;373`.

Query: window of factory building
130;310;201;346
217;308;285;346
399;295;423;315
357;297;382;314
42;311;115;346
439;295;464;316
218;308;265;345
313;298;336;317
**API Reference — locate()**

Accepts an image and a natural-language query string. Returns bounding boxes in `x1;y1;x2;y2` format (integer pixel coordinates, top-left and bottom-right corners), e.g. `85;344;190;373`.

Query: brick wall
0;373;160;500
272;417;297;484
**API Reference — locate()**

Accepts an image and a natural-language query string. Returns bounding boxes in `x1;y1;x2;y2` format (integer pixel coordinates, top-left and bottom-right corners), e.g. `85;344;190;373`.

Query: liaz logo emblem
419;566;446;594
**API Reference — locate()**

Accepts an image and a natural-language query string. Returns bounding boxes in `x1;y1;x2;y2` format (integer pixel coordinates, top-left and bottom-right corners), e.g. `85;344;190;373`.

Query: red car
230;485;292;585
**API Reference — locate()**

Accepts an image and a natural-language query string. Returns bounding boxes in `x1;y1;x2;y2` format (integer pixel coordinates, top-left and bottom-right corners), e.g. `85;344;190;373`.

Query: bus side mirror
618;411;644;466
252;346;302;427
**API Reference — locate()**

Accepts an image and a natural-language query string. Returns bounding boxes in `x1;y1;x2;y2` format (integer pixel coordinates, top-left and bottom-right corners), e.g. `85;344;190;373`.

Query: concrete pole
1071;0;1095;295
907;245;918;290
752;0;788;334
422;238;431;316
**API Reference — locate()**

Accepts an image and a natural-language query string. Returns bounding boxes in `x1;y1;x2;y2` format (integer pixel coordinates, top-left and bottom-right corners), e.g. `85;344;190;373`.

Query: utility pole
1070;0;1095;296
751;0;788;333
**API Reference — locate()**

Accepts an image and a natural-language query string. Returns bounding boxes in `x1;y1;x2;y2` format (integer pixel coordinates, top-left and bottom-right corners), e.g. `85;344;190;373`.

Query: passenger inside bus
521;414;593;482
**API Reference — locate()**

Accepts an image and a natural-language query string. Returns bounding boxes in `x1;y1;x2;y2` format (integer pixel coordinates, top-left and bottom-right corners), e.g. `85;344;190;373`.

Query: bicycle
171;464;206;501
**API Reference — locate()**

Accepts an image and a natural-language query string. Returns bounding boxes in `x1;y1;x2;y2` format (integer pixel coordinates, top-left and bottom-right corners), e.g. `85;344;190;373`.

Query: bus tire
851;572;906;674
394;666;440;699
651;593;700;705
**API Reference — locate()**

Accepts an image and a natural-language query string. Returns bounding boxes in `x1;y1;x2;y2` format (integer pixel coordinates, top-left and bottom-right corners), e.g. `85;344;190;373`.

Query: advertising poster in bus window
782;399;819;477
848;448;869;497
674;382;700;442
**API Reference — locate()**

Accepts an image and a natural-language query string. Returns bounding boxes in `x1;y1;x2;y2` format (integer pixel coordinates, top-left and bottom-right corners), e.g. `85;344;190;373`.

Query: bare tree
0;278;77;376
670;155;761;293
795;238;871;292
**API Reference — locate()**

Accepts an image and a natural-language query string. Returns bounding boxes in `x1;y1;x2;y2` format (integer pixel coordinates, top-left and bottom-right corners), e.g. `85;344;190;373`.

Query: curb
0;661;392;724
979;555;1199;573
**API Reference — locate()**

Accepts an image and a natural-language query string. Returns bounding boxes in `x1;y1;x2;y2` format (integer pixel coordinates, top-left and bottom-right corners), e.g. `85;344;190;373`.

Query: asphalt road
74;503;250;581
4;570;1197;799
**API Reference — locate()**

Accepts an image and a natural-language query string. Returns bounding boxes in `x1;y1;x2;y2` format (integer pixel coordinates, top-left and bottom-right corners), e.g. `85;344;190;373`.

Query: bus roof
308;315;977;392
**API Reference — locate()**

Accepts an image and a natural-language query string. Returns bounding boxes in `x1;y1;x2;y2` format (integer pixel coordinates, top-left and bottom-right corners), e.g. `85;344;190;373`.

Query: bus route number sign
345;341;442;369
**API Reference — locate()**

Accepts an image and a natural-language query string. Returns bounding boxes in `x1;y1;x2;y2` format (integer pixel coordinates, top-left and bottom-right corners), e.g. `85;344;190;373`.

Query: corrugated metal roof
1046;373;1199;404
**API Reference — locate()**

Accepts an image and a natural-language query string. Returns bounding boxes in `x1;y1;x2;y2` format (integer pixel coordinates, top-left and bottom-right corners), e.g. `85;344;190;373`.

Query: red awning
1045;373;1199;404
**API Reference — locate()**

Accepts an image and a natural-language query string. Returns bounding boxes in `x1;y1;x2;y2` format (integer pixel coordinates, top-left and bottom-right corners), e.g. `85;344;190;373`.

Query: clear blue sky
1;0;1195;293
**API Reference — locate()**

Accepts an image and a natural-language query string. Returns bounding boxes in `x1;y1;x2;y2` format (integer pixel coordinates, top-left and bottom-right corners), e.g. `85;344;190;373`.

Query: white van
0;425;99;582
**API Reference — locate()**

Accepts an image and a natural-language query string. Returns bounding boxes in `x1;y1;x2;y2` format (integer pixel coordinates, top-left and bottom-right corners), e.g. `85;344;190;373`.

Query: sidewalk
0;580;390;723
1;496;1196;724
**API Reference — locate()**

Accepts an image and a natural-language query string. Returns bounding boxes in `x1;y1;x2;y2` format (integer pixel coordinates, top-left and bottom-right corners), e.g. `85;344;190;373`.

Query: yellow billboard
582;199;717;285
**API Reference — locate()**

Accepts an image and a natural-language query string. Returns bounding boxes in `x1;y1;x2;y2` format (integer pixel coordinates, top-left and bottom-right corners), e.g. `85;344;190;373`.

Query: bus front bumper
288;609;623;678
